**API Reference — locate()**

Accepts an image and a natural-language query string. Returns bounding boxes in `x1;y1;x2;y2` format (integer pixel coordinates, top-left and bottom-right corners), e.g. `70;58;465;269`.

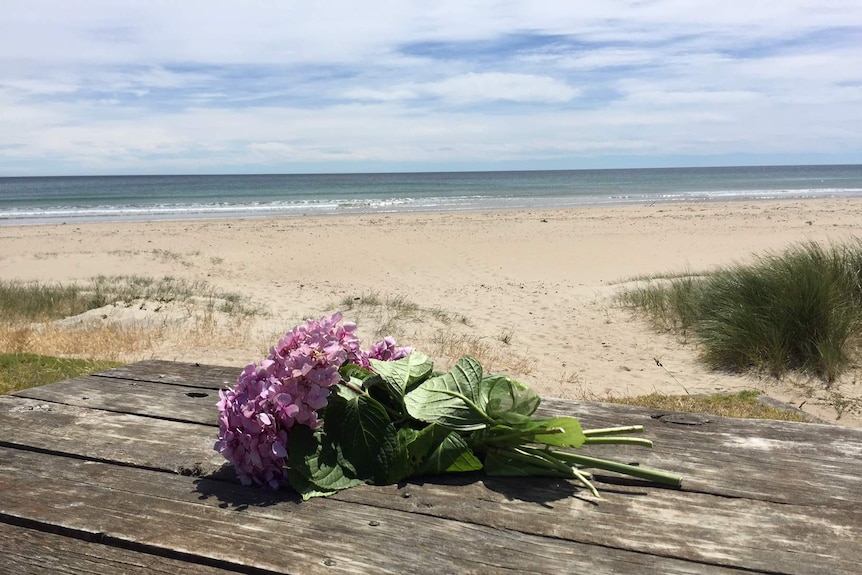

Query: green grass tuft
619;241;862;383
0;353;123;394
0;275;263;322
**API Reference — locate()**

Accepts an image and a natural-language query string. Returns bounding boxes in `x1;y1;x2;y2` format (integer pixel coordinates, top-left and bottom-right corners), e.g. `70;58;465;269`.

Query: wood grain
0;522;236;575
0;447;741;575
13;363;862;507
4;360;862;574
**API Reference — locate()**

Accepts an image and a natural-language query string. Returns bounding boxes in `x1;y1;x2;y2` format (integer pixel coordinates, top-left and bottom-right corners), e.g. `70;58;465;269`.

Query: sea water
1;164;861;226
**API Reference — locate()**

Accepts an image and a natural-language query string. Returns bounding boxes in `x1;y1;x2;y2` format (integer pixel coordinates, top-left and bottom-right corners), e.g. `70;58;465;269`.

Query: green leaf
286;423;320;477
415;432;483;476
386;424;458;484
403;357;491;431
334;377;365;401
339;394;400;484
386;428;420;484
287;425;364;498
402;424;448;465
481;375;541;421
369;352;434;401
339;363;375;383
320;396;358;475
531;417;586;448
287;468;337;500
336;364;375;401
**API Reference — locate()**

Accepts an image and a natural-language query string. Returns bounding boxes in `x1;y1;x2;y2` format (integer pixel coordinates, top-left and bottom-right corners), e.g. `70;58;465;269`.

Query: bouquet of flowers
215;313;682;499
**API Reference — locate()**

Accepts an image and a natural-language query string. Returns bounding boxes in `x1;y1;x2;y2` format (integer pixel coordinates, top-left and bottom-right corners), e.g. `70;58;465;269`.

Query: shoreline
2;191;861;228
2;197;861;427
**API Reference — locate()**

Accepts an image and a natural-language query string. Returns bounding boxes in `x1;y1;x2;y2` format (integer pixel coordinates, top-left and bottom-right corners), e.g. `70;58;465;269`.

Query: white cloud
0;1;860;174
344;73;578;104
342;87;421;102
429;73;579;103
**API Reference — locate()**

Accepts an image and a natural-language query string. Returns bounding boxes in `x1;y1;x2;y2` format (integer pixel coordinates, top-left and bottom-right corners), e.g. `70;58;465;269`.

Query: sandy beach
2;198;861;427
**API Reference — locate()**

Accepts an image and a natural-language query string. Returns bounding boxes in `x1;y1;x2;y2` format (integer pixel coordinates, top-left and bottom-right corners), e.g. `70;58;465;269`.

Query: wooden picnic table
1;360;860;574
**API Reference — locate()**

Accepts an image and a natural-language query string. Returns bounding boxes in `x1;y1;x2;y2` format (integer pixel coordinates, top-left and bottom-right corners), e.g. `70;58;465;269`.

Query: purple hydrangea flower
215;312;414;489
368;336;413;362
215;312;363;488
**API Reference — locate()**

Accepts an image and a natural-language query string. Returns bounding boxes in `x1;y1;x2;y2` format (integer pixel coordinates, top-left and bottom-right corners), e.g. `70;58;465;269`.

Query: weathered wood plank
0;447;742;575
95;360;240;389
5;360;862;574
0;396;223;476
12;363;862;508
13;375;218;425
92;361;862;457
540;396;859;452
5;392;859;574
0;522;236;575
21;367;860;469
328;476;862;575
539;398;862;506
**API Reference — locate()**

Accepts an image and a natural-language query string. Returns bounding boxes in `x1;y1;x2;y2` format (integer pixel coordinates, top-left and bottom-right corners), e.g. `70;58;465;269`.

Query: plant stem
339;379;366;396
518;446;579;477
583;437;653;447
583;425;644;437
519;447;601;497
549;450;683;487
570;467;601;498
482;428;546;446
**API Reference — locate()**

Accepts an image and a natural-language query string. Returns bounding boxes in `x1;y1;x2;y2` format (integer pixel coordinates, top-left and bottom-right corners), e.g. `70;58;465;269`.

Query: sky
1;1;861;176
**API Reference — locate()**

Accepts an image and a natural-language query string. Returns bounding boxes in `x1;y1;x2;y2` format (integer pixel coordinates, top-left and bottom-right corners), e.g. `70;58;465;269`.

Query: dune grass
619;241;862;383
0;353;123;394
333;291;533;376
0;275;262;322
339;292;471;332
0;275;264;362
335;291;471;344
428;330;535;376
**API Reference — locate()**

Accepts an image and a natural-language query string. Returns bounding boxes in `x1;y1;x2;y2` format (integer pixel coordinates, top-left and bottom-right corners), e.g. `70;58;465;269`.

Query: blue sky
1;1;861;176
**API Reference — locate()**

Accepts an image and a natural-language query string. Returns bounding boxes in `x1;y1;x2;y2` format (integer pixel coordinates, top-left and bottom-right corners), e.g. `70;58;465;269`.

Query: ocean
1;164;861;226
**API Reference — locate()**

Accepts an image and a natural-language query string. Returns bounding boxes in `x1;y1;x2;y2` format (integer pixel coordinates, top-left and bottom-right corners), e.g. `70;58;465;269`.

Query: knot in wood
654;412;711;426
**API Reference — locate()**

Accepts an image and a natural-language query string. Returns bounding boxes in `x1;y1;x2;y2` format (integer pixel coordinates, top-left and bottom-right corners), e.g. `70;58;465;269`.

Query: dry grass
338;291;470;339
0;276;263;363
428;330;535;377
1;353;123;394
1;323;155;360
0;312;257;363
597;390;811;422
329;292;532;377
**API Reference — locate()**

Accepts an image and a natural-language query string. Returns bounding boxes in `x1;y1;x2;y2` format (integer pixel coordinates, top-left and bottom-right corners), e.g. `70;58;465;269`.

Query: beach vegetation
0;275;262;321
339;291;470;326
0;275;263;363
0;353;122;394
619;241;862;383
430;330;534;376
332;293;528;376
617;273;703;335
337;291;471;338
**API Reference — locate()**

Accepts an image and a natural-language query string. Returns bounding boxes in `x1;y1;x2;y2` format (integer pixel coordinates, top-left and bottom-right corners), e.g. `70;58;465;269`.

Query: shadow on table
193;463;656;511
192;464;301;510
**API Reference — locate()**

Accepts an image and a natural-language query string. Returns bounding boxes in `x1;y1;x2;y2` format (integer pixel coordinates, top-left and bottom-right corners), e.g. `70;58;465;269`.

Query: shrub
620;241;862;383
